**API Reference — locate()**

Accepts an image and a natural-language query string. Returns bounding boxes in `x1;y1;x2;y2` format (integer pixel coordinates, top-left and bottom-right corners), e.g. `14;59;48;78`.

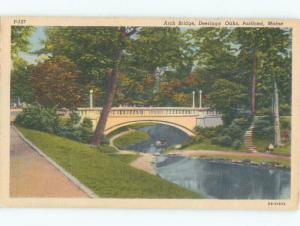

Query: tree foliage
29;56;84;108
11;26;36;103
12;26;292;146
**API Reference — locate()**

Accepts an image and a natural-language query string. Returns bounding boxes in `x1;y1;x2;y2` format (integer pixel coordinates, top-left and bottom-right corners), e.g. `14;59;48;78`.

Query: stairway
244;121;257;152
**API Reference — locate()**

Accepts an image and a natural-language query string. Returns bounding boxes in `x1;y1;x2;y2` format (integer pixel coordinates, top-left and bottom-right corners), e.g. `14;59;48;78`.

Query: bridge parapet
78;107;214;118
76;107;222;135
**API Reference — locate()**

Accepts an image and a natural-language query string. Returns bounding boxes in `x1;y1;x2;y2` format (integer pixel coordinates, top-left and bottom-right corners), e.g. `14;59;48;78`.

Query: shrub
181;138;194;149
80;117;93;129
256;107;272;116
280;117;291;130
16;104;93;143
194;125;223;138
280;103;291;116
15;104;60;133
231;117;251;129
211;135;232;146
96;144;118;153
221;123;241;140
100;136;110;145
253;116;274;139
192;134;205;143
232;139;242;150
77;118;93;143
66;111;81;127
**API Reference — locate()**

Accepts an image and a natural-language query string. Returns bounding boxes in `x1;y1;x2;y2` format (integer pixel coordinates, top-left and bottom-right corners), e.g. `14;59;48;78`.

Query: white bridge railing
77;107;218;117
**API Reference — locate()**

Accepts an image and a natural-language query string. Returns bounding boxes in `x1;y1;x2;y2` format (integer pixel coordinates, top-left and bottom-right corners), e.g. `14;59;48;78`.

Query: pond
125;124;290;199
127;124;189;153
156;155;290;199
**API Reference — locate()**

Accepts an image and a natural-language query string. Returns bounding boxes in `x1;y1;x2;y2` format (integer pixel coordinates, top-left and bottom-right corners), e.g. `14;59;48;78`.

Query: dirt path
168;149;290;161
10;127;89;197
130;153;156;175
109;130;156;174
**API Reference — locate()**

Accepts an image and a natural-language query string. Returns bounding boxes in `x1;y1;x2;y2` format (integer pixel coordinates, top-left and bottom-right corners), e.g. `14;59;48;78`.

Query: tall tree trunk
153;67;160;93
251;50;257;115
91;48;123;146
273;80;281;147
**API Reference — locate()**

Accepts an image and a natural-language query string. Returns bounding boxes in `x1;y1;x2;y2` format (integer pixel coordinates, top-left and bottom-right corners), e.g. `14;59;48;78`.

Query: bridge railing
77;107;218;118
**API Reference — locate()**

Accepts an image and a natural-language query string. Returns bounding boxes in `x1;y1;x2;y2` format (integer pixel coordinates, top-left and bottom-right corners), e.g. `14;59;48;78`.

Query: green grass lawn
106;122;158;139
109;153;139;164
179;139;250;152
253;138;290;155
18;127;200;198
114;130;150;149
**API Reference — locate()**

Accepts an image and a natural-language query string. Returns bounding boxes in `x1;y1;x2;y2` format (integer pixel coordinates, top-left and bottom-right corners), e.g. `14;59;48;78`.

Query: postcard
0;17;299;209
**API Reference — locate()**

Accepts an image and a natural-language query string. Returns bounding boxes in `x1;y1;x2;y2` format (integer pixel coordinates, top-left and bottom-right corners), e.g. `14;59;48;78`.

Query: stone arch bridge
78;107;222;136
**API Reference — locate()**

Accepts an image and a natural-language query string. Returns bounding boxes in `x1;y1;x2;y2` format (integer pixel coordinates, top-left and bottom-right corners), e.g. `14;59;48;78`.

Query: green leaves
29;56;84;108
208;79;247;112
12;26;291;116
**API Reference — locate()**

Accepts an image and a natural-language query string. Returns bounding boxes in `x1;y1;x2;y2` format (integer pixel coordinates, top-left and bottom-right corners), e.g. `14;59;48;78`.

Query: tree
255;28;292;146
91;27;139;145
42;26;188;145
11;26;36;67
29;56;84;108
208;79;247;124
11;26;36;104
190;28;249;118
11;61;35;104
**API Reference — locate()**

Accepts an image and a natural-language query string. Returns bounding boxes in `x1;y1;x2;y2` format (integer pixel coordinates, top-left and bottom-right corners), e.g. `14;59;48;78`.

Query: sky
19;26;46;64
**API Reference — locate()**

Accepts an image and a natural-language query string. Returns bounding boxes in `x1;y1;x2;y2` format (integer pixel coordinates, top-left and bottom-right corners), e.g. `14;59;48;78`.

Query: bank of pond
17;125;290;199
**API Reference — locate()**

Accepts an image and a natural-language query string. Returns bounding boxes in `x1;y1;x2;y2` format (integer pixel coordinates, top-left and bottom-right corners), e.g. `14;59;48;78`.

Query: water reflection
127;124;189;153
156;156;290;199
124;124;290;199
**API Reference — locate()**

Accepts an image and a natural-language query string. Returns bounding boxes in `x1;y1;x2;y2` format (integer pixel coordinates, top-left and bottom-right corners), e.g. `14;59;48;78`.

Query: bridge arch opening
104;120;195;137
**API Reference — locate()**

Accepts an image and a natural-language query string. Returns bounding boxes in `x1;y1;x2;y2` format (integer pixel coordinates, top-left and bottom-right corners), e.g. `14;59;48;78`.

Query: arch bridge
77;107;222;136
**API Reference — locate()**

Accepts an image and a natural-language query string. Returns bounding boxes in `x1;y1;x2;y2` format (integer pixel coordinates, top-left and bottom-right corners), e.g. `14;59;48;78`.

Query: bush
77;118;93;143
280;117;291;130
96;144;118;153
253;116;274;139
100;136;110;145
256;108;272;116
280;103;291;116
232;139;242;150
15;104;60;133
231;117;251;129
211;135;232;146
191;134;206;143
66;111;81;127
218;116;251;144
194;125;223;138
16;104;93;143
221;124;243;140
57;117;93;143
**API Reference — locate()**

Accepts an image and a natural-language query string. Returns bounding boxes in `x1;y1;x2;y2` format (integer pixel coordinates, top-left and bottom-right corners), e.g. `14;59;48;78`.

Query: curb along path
10;126;94;198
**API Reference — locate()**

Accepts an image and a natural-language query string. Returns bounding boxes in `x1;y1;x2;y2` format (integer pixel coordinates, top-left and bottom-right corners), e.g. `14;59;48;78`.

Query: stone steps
243;120;257;152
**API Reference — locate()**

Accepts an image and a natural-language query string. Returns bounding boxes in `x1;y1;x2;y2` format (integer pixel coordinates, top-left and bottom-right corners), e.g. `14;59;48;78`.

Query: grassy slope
181;139;249;152
109;154;139;164
253;138;290;155
106;122;158;139
253;116;291;155
18;127;199;198
114;130;150;149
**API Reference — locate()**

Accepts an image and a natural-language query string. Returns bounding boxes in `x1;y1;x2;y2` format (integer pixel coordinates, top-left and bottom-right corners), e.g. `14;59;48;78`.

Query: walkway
10;127;88;197
109;130;156;175
130;153;156;175
168;149;290;161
